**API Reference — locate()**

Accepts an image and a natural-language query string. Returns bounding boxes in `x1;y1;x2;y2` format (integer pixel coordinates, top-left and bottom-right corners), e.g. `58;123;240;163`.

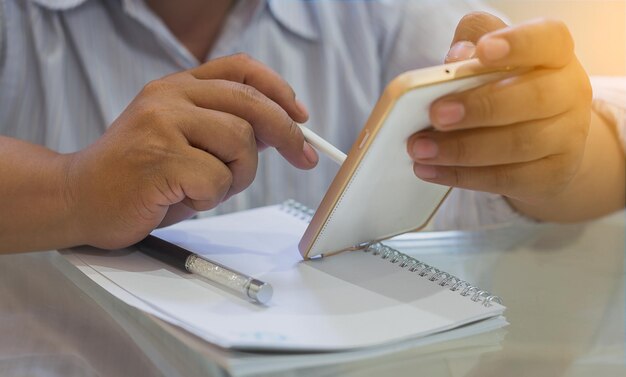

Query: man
0;0;624;253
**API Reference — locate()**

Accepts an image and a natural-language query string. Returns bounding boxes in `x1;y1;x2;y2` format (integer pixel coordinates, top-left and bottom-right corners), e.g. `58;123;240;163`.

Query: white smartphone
299;59;518;259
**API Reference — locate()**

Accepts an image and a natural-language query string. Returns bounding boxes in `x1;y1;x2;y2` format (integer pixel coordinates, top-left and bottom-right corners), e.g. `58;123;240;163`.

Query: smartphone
299;59;517;259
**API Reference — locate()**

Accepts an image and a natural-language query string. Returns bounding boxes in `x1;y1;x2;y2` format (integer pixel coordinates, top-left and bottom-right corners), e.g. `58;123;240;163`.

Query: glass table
0;211;623;376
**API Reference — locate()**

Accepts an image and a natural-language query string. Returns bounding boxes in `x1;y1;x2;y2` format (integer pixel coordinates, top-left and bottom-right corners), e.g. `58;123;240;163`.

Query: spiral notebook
61;201;506;352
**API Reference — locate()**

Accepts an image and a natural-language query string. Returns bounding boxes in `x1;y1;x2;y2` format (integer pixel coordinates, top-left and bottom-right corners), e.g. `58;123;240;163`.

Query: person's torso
0;0;446;212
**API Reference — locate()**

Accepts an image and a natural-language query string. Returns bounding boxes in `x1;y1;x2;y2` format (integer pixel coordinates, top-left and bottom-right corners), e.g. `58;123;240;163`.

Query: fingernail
411;138;438;160
446;41;476;62
413;164;438;180
433;101;465;127
296;99;309;118
481;38;510;61
303;142;318;165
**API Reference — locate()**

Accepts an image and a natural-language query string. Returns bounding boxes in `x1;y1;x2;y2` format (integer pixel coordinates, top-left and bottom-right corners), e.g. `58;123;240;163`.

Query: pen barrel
137;235;272;304
185;255;256;297
185;255;272;304
137;236;190;268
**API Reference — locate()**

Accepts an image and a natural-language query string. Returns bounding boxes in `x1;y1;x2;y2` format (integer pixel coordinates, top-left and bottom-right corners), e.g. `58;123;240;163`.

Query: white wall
485;0;626;75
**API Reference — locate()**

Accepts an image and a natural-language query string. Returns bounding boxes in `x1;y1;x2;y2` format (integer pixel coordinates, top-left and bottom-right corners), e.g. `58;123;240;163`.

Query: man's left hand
408;13;592;208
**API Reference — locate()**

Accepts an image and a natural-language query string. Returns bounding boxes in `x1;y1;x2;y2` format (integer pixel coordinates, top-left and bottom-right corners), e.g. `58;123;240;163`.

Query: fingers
165;53;318;170
173;149;233;211
451;12;508;45
476;18;575;68
177;108;258;196
182;79;318;169
413;153;580;202
448;14;576;68
445;41;477;63
408;112;586;167
446;12;507;63
410;108;589;202
428;14;590;206
158;203;197;228
189;53;309;123
430;65;585;130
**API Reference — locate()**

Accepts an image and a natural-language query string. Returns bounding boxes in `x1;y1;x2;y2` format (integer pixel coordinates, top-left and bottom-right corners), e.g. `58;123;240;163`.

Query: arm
0;54;318;254
0;137;78;252
509;110;624;221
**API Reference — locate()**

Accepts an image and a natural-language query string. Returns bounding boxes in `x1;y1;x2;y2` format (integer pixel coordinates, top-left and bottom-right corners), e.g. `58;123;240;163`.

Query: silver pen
136;235;273;305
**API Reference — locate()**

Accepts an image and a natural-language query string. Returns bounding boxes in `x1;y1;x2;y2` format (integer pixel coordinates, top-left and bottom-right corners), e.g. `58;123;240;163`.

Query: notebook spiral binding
363;243;502;307
281;199;502;308
281;199;316;222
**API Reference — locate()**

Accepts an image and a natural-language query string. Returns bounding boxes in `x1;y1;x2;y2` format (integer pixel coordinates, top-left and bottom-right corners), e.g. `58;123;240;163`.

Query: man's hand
407;13;601;219
65;54;318;249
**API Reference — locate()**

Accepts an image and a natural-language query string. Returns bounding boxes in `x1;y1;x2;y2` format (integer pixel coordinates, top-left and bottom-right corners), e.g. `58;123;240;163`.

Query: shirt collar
29;0;88;10
266;0;320;41
29;0;320;41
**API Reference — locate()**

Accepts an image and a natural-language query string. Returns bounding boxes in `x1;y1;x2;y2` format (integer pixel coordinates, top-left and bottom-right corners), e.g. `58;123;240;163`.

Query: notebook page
65;205;504;351
55;252;507;376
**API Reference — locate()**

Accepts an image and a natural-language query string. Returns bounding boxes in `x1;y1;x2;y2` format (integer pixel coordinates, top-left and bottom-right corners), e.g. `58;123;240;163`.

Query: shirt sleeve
0;0;5;72
432;189;535;231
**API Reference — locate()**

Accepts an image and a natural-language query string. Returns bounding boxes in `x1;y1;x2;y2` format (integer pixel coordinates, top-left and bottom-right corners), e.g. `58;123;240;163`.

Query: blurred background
486;0;625;75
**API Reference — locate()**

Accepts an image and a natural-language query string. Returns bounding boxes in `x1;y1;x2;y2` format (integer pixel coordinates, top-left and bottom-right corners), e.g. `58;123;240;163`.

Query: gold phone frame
299;60;513;259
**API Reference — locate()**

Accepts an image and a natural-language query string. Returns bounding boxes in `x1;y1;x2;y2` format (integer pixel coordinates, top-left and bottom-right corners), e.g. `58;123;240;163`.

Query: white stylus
298;125;347;165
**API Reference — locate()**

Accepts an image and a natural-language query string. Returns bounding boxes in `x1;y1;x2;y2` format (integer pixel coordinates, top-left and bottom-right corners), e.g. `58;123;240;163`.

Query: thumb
446;12;508;63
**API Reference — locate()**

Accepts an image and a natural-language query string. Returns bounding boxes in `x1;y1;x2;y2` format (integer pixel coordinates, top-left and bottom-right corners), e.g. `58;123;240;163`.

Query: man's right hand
64;54;318;250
